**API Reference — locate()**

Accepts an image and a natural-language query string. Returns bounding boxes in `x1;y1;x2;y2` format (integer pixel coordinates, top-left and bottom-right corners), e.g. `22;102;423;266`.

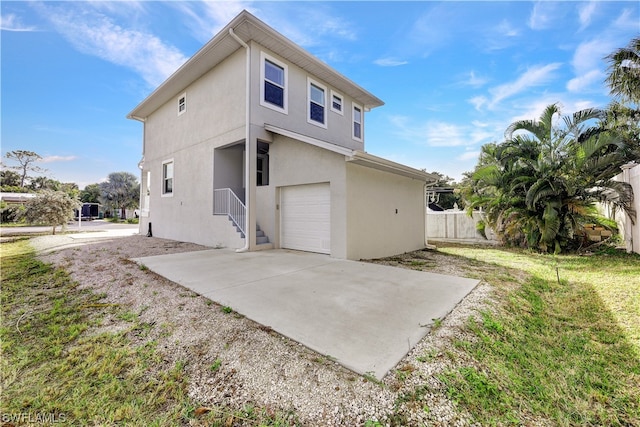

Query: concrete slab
133;249;478;379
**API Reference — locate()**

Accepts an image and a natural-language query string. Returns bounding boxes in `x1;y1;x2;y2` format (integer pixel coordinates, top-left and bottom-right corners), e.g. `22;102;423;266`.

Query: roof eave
127;10;383;120
347;151;438;182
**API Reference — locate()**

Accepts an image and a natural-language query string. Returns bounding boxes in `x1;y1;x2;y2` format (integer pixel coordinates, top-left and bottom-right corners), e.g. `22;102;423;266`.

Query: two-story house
127;10;437;260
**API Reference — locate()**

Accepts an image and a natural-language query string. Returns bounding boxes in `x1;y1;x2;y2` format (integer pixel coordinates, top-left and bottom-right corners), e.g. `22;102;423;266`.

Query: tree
99;172;139;220
0;170;22;191
463;104;635;253
28;176;59;191
80;183;102;203
19;190;81;234
3;150;46;188
606;36;640;105
604;38;640;162
426;171;464;210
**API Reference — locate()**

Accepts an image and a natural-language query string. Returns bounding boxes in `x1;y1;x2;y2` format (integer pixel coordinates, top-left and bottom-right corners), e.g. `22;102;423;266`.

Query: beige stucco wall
138;49;247;247
345;164;426;260
249;42;365;152
262;134;348;259
136;40;428;258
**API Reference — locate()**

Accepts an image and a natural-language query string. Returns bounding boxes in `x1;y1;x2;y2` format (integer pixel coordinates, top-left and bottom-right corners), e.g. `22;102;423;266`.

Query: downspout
424;180;439;250
229;28;251;252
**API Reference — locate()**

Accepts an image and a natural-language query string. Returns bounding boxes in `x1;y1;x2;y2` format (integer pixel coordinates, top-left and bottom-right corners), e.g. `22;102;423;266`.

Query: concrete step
255;242;274;251
256;235;269;244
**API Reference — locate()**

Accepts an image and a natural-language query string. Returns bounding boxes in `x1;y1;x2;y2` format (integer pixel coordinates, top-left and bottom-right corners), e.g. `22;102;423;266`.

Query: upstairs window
352;104;363;141
261;52;288;113
308;78;327;128
178;93;186;116
331;91;343;115
162;160;174;196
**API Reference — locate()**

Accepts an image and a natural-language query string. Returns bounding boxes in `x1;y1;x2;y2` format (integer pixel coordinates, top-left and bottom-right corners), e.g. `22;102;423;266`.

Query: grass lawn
0;239;294;426
433;243;640;426
1;237;638;426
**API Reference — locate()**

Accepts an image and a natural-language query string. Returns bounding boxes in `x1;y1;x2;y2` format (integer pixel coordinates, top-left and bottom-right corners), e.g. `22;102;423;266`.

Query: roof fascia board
347;151;438;182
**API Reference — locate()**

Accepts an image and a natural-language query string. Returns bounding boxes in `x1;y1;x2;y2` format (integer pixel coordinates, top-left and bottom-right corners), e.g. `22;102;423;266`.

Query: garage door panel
281;183;330;254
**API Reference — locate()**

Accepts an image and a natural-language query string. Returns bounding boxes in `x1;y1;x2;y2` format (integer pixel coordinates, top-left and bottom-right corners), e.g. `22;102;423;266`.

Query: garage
280;183;330;254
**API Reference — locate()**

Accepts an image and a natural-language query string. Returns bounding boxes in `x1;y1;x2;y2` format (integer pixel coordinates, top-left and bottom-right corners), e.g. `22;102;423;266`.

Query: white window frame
178;93;186;116
260;52;288;114
352;103;363;142
307;77;327;129
162;159;174;197
330;90;343;115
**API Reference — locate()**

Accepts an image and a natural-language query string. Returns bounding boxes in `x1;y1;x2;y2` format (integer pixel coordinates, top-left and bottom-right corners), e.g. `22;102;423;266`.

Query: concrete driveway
133;249;478;379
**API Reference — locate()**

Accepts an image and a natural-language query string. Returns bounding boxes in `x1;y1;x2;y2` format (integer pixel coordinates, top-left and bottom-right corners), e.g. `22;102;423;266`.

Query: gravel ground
31;234;492;426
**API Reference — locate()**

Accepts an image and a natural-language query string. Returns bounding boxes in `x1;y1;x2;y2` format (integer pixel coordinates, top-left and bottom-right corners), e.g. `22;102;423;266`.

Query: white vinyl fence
426;208;498;244
614;163;640;254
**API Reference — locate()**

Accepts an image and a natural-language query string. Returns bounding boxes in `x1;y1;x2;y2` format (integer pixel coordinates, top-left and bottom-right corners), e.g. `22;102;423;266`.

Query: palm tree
605;38;640;162
464;104;635;252
606;37;640;105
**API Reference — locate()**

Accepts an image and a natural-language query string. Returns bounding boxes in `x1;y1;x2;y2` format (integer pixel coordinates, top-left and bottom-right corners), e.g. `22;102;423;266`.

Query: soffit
128;11;383;120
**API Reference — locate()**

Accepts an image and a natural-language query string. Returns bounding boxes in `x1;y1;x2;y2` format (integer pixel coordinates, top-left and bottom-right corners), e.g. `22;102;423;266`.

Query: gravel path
32;234;491;426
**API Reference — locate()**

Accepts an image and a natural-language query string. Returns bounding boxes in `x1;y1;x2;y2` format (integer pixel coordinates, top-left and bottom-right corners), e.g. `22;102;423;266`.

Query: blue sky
2;1;638;188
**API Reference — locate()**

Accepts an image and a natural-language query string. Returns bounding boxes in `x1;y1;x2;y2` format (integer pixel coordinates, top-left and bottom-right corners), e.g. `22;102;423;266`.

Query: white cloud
170;1;252;43
373;58;408;67
614;8;640;31
457;150;480;162
567;69;604;93
389;116;493;148
461;71;488;88
260;4;357;49
571;39;614;73
567;39;614;94
34;3;187;87
469;96;488;111
487;63;562;109
528;2;556;30
497;19;519;38
578;1;597;31
425;122;468;147
1;13;37;31
508;97;599;125
41;155;78;163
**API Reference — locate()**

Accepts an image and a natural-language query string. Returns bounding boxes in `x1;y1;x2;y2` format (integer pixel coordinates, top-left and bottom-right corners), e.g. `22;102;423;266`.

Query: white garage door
280;183;330;254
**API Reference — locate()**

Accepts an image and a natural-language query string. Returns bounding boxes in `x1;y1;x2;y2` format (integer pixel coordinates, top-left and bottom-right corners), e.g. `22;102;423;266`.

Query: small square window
178;93;186;116
331;91;343;115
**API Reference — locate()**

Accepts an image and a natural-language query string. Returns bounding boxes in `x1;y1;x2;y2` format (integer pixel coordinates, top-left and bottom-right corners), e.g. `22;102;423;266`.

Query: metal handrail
214;188;246;236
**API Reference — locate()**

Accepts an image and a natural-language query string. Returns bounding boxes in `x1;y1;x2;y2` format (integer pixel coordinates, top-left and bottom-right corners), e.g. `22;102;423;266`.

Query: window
307;78;327;128
178;93;186;116
257;142;269;186
260;52;288;113
330;91;343;115
352;104;363;141
162;160;174;196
